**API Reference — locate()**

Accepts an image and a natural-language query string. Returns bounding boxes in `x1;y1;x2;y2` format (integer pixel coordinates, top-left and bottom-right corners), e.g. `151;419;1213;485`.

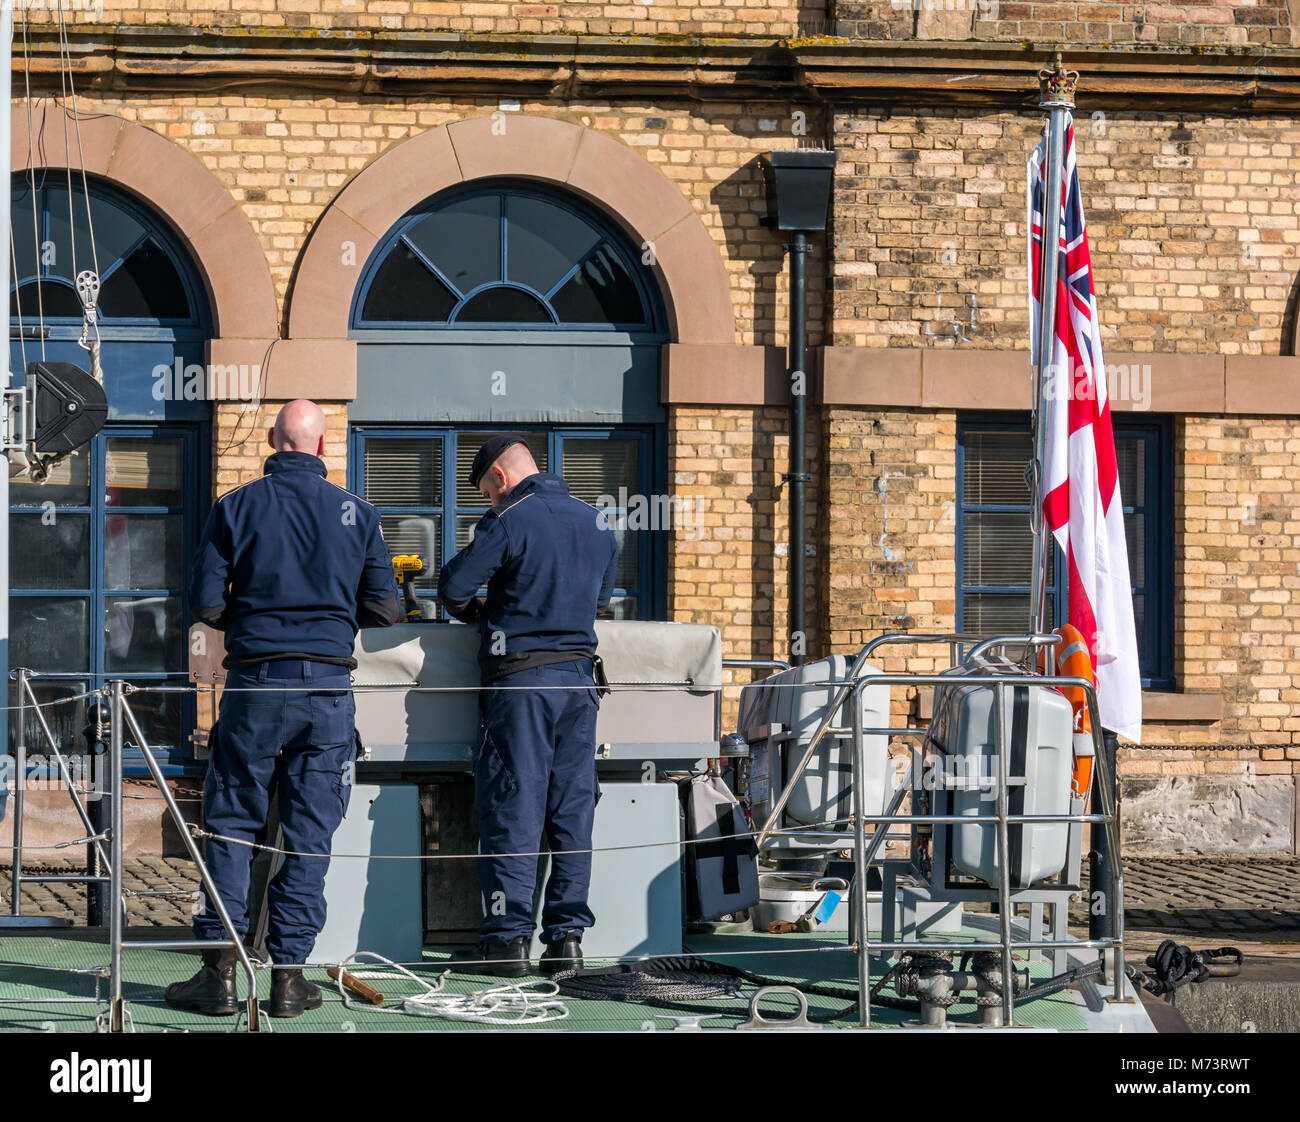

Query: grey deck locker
926;657;1074;889
738;654;891;855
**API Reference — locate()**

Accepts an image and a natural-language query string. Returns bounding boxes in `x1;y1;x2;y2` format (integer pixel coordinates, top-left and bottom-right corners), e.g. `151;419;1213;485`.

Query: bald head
269;399;327;458
478;441;540;510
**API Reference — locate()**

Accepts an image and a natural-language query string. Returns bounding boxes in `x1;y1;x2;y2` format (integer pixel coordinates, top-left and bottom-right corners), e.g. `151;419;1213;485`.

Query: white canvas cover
351;620;722;752
353;620;722;692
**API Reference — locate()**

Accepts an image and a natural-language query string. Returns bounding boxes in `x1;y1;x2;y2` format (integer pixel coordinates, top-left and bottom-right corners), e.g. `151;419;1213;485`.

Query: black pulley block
26;360;109;455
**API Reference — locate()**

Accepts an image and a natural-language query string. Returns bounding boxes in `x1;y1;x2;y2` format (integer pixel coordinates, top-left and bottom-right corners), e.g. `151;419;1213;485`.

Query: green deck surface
0;927;1101;1032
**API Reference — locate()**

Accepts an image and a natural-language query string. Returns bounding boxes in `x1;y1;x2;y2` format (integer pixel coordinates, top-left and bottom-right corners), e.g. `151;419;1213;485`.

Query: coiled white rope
333;952;568;1026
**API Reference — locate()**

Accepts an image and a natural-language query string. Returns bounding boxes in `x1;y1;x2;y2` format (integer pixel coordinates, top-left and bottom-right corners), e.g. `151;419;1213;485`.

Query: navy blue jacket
189;451;400;667
437;473;618;674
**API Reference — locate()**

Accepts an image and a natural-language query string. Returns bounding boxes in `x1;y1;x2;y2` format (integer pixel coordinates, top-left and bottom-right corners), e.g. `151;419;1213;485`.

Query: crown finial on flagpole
1038;54;1078;109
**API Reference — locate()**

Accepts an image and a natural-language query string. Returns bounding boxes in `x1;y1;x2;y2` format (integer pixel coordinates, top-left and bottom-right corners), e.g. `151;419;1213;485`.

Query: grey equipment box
351;620;722;766
313;782;424;966
526;779;682;960
737;654;891;857
926;656;1074;890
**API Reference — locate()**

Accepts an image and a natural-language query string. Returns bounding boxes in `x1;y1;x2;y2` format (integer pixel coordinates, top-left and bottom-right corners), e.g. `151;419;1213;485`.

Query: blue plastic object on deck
812;890;841;926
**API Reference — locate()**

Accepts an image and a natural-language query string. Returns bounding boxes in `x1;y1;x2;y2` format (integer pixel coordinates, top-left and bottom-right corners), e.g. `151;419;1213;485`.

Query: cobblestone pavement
1;857;197;926
3;855;1298;935
1075;855;1300;935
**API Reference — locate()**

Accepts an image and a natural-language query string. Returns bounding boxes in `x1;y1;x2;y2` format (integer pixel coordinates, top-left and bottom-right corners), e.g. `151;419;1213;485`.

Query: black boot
539;933;583;976
448;937;531;978
267;968;323;1018
164;946;238;1016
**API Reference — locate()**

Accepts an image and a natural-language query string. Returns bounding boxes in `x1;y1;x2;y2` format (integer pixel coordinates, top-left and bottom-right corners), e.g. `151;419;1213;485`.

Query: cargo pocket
309;690;356;750
296;751;352;828
202;769;269;833
474;731;518;820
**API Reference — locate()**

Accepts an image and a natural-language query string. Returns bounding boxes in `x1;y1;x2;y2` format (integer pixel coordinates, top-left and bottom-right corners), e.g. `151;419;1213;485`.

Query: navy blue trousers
475;660;600;945
194;660;355;965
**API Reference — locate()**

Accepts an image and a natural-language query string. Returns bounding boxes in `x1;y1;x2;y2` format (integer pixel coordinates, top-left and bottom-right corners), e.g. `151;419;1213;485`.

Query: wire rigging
19;8;46;363
55;0;101;385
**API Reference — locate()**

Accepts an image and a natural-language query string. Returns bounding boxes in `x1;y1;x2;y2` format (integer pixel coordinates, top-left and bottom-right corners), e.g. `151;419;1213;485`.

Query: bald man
167;399;400;1018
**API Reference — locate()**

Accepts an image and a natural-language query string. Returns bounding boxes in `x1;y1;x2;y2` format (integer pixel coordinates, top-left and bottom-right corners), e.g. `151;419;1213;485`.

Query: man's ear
316;432;327;459
266;427;277;451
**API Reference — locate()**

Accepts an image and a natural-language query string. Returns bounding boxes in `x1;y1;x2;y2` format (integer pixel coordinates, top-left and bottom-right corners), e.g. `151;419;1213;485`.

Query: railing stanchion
1081;686;1130;1003
118;689;263;1031
992;679;1016;1027
107;680;125;1032
850;680;870;1028
8;668;26;916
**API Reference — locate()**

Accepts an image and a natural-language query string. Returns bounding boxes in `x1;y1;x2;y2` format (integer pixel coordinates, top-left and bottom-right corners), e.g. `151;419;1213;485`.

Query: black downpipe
787;231;811;666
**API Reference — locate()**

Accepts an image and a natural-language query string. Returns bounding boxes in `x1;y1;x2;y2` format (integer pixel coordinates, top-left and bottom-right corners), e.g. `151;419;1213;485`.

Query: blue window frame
351;181;663;333
8;172;213;772
349;426;662;621
8;425;208;769
956;414;1173;688
1112;417;1175;688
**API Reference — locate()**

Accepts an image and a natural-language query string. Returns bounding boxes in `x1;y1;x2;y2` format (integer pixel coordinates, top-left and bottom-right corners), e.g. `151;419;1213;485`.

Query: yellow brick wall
826;104;1300;798
670;405;823;726
832;108;1300;356
213;401;349;494
53;93;821;348
1142;415;1300;751
820;408;957;724
20;0;820;37
27;0;1290;44
835;0;1291;45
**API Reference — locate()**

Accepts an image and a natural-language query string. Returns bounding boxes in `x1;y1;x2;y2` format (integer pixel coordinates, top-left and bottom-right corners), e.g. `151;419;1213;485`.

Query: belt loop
256;662;270;685
303;660;313;685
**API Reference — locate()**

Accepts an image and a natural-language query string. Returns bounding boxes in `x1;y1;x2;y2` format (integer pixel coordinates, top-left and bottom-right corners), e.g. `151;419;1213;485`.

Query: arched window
353;182;661;332
10;171;206;332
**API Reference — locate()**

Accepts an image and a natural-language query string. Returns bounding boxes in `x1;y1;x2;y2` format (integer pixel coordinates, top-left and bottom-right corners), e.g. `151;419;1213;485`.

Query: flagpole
1029;58;1077;634
1;2;12;761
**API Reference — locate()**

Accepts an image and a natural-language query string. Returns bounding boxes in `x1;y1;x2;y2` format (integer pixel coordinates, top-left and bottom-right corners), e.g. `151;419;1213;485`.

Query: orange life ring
1036;624;1096;799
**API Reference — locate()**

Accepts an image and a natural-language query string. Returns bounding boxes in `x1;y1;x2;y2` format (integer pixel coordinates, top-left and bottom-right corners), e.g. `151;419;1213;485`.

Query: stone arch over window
11;106;278;343
287;115;735;346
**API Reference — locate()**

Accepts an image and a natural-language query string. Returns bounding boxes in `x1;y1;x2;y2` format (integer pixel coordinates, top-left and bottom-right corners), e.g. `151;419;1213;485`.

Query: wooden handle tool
328;966;385;1005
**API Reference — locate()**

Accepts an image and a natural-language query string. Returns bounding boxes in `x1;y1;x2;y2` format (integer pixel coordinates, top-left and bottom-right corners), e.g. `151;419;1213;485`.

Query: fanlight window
10;172;200;325
355;186;657;331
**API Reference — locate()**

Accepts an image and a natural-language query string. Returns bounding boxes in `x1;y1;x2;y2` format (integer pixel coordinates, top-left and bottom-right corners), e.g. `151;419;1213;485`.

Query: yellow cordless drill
391;555;425;621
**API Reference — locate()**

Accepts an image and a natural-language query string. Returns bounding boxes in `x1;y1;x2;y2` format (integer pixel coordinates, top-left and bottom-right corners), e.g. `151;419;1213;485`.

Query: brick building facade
5;1;1300;855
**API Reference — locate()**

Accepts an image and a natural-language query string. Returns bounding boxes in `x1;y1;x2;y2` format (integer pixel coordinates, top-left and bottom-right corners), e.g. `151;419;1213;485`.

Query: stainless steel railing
753;633;1128;1029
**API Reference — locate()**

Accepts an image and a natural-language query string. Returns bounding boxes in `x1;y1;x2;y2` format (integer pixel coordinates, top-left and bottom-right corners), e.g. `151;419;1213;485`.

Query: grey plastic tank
738;655;891;854
926;656;1074;889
